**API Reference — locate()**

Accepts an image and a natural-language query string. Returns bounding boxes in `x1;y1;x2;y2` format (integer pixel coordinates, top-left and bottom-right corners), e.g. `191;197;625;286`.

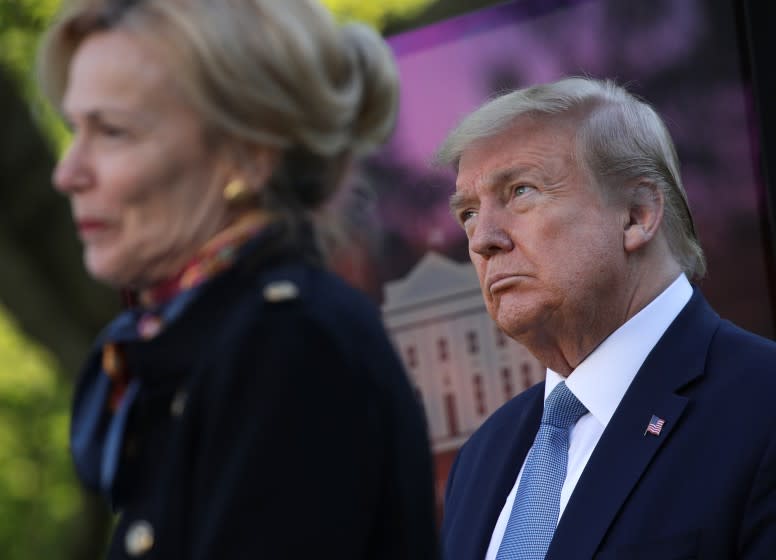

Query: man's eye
459;209;477;224
513;184;533;197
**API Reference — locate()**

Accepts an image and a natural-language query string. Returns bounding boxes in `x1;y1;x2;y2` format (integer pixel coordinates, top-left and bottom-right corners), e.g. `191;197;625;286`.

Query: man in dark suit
438;77;776;559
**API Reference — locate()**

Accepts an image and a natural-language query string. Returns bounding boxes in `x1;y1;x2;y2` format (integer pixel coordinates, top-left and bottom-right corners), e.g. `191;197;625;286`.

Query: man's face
450;116;629;345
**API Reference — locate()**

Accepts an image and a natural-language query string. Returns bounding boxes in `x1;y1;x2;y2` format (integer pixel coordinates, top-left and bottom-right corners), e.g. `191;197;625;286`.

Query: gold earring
223;178;247;203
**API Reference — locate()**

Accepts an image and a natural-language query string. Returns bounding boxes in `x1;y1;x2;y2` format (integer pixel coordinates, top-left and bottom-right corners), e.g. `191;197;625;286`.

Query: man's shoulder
443;381;544;540
490;381;545;424
707;318;776;383
464;382;544;450
670;288;775;384
714;317;776;353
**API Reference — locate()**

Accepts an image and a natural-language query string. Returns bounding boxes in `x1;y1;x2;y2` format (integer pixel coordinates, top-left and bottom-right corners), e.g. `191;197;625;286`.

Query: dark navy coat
442;290;776;559
75;227;438;559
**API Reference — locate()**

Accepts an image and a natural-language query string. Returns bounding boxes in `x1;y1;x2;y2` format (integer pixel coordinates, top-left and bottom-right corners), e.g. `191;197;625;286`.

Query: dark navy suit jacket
442;290;776;559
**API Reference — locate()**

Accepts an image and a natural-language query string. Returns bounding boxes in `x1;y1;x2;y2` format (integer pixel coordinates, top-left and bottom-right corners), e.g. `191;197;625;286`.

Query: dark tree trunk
0;66;116;560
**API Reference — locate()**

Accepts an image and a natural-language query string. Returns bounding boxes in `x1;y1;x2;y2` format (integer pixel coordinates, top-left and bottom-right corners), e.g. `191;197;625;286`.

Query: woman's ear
245;145;281;192
220;142;281;196
623;179;665;253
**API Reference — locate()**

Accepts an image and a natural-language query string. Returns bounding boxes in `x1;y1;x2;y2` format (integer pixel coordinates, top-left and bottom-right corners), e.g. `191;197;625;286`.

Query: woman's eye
100;124;126;138
94;119;130;138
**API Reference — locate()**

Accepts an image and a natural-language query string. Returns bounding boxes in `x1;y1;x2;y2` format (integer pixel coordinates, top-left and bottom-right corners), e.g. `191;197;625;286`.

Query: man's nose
469;211;514;258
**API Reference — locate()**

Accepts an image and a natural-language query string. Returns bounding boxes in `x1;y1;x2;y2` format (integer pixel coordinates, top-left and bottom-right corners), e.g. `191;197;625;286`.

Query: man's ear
623;179;664;253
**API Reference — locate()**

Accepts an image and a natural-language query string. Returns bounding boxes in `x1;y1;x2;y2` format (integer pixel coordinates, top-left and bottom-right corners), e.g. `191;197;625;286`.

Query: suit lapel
459;384;544;559
547;290;720;559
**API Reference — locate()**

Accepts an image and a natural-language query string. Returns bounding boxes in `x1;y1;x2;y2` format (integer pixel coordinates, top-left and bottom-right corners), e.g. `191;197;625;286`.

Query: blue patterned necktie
496;381;588;560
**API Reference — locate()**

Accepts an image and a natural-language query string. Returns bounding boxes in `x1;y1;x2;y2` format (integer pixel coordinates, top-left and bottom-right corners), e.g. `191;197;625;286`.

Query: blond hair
38;0;398;211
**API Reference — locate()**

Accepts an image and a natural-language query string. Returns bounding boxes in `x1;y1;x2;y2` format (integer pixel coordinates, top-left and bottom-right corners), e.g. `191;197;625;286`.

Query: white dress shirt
484;274;693;559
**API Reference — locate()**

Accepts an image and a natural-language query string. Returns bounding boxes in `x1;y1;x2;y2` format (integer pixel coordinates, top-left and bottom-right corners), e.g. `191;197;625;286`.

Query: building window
495;328;508;348
473;374;486;415
521;362;533;389
437;338;449;362
444;393;459;436
413;386;426;415
466;331;479;354
405;345;417;368
502;367;513;400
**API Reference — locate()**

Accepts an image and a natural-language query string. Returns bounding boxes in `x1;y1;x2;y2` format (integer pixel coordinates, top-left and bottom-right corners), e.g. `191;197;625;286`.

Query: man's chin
495;302;557;345
496;316;538;341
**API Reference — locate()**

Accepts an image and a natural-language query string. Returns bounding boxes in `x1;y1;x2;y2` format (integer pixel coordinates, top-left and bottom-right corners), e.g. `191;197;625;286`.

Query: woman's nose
52;141;91;195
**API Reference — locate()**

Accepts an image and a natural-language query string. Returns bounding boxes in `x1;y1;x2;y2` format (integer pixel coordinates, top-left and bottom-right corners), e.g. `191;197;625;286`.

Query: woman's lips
76;219;110;238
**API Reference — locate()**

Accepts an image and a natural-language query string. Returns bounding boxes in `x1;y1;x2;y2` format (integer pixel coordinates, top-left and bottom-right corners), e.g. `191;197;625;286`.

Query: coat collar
547;288;720;559
121;219;320;389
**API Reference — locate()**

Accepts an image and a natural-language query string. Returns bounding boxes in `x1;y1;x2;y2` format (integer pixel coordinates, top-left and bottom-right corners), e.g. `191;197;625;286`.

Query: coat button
125;520;154;557
123;435;139;459
263;280;299;302
170;389;188;417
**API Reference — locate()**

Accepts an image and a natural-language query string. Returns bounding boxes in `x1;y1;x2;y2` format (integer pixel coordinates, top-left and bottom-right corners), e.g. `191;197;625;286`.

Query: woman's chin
84;251;130;288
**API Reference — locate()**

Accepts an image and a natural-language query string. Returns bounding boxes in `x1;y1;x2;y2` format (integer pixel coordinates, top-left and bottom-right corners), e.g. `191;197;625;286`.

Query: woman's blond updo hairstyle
38;0;399;212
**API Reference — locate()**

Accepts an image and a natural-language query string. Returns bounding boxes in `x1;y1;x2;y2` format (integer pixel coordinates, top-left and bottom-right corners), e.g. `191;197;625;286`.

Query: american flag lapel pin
644;414;666;436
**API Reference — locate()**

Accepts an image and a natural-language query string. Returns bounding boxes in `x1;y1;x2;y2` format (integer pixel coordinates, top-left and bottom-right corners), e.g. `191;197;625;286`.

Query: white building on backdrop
382;252;543;453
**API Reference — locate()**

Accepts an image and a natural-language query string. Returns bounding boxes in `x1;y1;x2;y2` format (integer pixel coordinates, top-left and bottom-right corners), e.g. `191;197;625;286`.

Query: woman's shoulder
226;259;382;333
196;258;390;363
195;258;409;398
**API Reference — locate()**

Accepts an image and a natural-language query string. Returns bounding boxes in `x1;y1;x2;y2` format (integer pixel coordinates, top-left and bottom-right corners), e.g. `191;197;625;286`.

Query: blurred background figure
36;0;438;558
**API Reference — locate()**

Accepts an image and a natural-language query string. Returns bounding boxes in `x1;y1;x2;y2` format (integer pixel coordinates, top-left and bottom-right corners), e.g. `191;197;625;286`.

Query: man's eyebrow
449;165;535;211
486;165;533;186
449;191;474;214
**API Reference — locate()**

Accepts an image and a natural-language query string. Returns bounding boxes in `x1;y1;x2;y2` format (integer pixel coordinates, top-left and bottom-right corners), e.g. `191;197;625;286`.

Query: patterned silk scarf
70;212;266;507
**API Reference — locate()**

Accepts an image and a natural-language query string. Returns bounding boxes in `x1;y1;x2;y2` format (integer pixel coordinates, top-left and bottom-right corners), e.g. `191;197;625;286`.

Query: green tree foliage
0;0;60;89
0;0;68;150
0;0;436;155
325;0;434;28
0;306;81;560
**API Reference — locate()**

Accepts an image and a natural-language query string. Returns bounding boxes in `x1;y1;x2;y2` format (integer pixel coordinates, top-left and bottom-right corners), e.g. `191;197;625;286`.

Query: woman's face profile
53;29;232;288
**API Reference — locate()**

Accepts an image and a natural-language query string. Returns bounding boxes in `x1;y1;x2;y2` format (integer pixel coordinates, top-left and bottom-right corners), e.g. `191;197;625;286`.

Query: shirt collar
545;274;693;427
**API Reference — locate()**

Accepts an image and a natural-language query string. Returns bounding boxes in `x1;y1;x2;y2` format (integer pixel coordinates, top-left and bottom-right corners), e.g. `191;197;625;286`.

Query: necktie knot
541;381;587;430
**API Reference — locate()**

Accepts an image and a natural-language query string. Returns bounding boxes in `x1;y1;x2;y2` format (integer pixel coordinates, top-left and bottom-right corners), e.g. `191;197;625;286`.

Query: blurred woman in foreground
38;0;437;557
